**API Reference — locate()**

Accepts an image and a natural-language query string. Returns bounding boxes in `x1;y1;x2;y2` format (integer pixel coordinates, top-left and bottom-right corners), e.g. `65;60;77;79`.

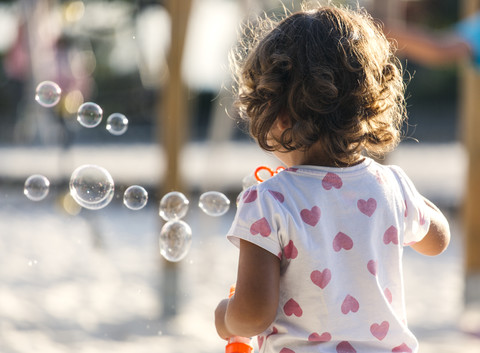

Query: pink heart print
279;349;295;353
258;328;277;349
266;326;278;339
310;269;332;289
341;294;359;314
367;260;378;276
384;288;393;304
283;240;298;259
357;198;377;217
322;172;343;190
375;170;385;184
308;332;331;342
300;206;321;226
243;189;257;203
392;343;412;353
268;190;285;203
370;321;389;341
419;211;426;225
257;336;264;349
333;232;353;252
283;298;303;317
250;217;271;237
383;226;399;245
336;341;356;353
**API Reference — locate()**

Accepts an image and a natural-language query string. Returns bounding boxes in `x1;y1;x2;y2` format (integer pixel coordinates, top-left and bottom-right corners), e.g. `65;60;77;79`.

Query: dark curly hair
230;4;406;165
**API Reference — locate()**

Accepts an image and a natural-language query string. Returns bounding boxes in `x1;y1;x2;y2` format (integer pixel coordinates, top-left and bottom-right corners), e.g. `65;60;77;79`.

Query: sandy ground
0;142;479;352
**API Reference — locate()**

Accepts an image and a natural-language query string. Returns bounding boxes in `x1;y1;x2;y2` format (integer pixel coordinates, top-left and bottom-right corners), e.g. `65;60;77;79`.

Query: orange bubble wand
254;166;285;183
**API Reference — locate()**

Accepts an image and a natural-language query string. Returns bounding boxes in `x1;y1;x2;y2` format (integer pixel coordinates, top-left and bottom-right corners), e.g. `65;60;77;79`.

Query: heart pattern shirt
227;158;430;353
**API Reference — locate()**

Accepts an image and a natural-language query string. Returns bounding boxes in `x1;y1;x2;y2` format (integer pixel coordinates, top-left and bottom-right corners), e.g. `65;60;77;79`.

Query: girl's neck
304;155;364;168
274;143;364;168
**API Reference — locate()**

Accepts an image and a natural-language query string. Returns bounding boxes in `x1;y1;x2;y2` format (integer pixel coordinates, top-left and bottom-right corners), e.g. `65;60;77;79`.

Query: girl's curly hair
230;4;406;165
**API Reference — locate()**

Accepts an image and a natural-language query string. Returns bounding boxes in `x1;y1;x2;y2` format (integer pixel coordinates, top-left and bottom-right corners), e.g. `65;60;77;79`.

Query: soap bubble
159;220;192;262
35;81;61;107
159;191;189;221
198;191;230;216
123;185;148;210
77;102;103;128
242;174;258;190
24;174;50;201
106;113;129;136
69;164;114;210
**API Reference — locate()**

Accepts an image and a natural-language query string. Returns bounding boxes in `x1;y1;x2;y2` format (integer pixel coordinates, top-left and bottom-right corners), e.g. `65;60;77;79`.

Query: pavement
0;141;478;352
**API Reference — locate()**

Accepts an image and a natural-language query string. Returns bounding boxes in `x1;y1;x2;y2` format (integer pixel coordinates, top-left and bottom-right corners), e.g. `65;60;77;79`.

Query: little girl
215;4;450;353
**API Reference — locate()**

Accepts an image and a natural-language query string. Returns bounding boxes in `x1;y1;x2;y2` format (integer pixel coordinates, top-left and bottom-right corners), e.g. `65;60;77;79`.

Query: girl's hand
215;298;232;340
411;197;450;256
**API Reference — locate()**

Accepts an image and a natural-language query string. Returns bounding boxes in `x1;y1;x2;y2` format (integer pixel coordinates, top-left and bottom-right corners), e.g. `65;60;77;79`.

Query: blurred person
3;0;93;145
3;19;30;82
215;4;450;353
384;10;478;67
2;20;30;141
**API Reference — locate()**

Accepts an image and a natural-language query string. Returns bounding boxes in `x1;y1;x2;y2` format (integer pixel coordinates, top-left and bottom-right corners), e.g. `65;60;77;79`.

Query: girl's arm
215;239;280;339
410;197;451;256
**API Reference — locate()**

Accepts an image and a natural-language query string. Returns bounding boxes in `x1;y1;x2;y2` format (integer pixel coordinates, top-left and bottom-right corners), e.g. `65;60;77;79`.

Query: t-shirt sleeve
227;186;283;258
389;166;431;246
455;12;480;68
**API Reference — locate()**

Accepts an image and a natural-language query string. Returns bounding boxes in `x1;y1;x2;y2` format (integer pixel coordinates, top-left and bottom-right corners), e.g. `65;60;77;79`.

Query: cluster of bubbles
26;81;237;263
157;191;232;262
24;165;232;262
158;192;191;262
35;80;129;136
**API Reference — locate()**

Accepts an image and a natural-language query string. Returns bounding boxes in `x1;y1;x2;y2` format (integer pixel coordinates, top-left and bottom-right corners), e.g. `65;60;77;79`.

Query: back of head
232;4;406;165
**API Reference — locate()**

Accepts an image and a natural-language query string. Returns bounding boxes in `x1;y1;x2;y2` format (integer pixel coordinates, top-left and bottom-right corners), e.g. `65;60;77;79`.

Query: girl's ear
275;112;292;131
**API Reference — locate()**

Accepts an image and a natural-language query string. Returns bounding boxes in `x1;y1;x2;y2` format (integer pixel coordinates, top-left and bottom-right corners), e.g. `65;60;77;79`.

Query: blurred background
0;0;478;352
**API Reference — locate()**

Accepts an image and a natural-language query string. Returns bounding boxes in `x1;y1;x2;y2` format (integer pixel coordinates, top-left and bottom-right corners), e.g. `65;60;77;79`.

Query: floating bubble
242;174;258;190
123;185;148;210
35;81;61;107
236;192;242;207
77;102;103;128
159;191;189;221
24;174;50;201
69;164;114;210
106;113;129;136
198;191;230;216
159;220;192;262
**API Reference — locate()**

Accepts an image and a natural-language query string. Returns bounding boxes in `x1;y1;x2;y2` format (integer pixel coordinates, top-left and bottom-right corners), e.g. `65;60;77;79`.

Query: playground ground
0;141;479;352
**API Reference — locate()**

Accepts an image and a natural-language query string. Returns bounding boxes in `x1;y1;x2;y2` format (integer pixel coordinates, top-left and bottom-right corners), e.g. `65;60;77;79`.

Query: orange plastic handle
226;341;254;353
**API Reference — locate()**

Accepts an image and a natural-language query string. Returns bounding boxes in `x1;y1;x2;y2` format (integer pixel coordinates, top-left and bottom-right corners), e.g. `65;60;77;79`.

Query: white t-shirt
227;158;431;353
